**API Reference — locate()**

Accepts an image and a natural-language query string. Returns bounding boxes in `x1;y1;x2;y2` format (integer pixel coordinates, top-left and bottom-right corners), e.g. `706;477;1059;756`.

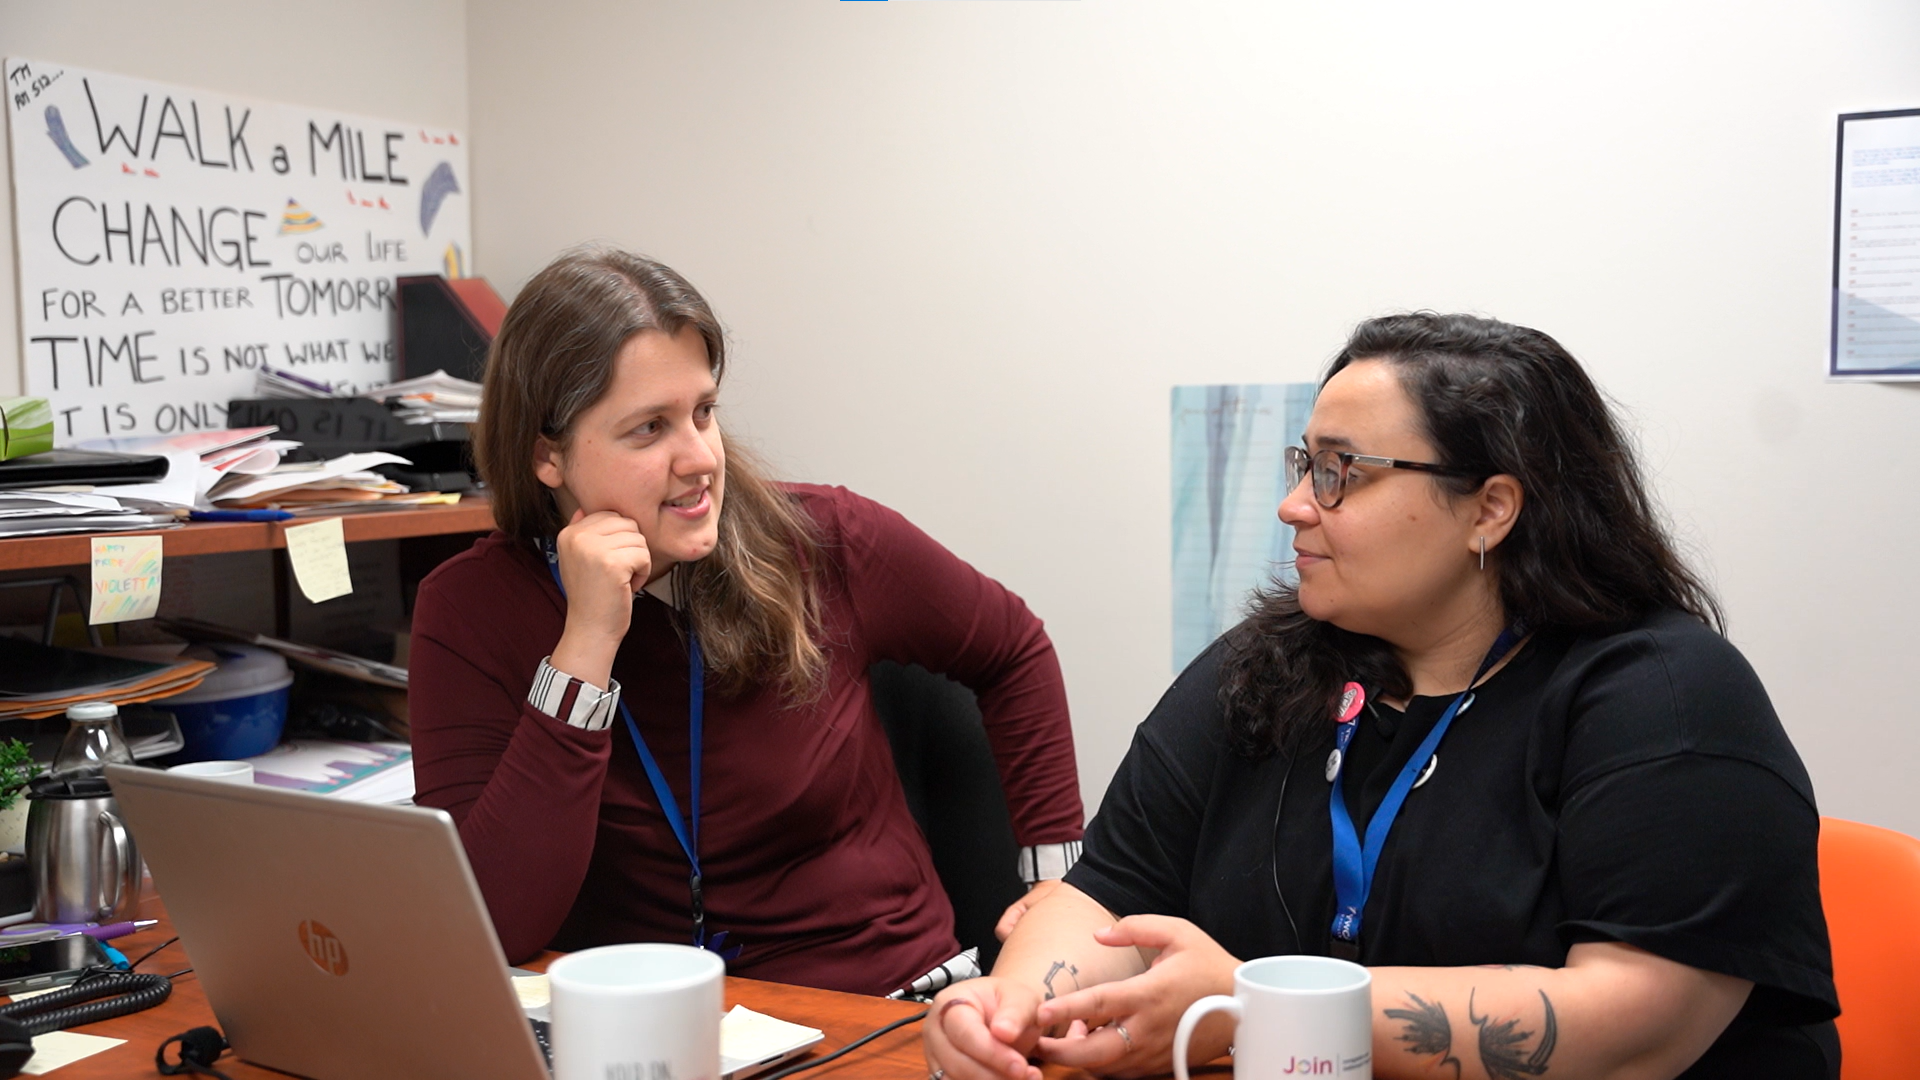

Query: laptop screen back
107;764;547;1080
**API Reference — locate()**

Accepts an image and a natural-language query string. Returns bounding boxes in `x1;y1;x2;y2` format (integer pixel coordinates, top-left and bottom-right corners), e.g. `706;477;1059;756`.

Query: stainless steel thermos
25;774;141;923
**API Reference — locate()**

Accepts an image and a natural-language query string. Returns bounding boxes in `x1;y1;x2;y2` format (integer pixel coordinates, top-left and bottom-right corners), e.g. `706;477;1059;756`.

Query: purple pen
81;920;157;941
0;919;156;941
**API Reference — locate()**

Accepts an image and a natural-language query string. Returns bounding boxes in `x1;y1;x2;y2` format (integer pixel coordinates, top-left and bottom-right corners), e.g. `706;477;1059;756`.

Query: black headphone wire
1268;750;1302;953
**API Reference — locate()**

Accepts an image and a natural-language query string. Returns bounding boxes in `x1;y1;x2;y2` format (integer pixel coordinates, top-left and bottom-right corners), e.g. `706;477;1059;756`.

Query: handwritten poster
1170;383;1315;671
90;533;162;624
5;57;471;443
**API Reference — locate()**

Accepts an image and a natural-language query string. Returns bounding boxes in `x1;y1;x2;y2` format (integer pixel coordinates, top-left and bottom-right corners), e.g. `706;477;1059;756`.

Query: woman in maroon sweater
409;247;1083;995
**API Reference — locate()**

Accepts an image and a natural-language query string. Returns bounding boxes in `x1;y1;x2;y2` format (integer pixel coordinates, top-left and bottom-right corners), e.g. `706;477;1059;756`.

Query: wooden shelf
0;500;496;572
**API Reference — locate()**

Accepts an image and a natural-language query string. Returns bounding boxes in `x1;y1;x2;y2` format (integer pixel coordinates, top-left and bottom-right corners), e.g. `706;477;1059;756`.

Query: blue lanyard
1326;625;1524;953
539;539;734;957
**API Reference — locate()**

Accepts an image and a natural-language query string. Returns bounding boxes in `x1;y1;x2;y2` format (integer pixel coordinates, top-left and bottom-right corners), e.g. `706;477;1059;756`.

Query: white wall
8;2;1913;834
0;0;471;397
467;0;1920;832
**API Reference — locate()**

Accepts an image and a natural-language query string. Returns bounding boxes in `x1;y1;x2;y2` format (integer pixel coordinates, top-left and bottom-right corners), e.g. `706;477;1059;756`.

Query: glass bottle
52;701;134;780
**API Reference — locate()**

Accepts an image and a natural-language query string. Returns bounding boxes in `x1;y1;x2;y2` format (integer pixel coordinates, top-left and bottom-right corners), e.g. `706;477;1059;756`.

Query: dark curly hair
1217;312;1722;757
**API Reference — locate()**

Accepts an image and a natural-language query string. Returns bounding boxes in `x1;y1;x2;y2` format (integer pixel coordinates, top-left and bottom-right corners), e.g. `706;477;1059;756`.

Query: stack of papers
367;370;482;425
273;491;463;518
246;739;413;803
254;367;483;427
0;491;177;539
75;427;295;512
0;636;213;720
209;452;414;508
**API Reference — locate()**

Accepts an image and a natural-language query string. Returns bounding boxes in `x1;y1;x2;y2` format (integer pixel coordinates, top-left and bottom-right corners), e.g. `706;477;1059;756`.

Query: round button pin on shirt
1413;754;1438;789
1336;683;1366;724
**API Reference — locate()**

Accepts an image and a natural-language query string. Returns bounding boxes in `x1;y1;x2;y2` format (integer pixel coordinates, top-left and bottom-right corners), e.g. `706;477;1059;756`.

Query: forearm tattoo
1467;988;1559;1080
1384;993;1462;1079
1042;960;1080;1001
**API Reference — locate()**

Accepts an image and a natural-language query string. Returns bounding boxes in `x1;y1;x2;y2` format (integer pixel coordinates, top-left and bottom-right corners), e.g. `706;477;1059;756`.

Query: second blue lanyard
541;540;720;953
1327;625;1524;954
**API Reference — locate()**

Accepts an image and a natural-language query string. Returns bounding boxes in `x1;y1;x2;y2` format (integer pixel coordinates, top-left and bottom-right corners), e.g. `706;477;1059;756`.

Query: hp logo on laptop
298;920;350;976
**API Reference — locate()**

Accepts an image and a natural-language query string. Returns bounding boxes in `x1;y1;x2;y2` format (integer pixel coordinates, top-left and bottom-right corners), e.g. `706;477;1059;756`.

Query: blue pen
190;509;294;522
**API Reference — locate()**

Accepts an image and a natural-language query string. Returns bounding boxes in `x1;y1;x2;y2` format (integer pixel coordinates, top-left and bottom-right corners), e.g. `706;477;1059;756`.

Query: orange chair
1817;817;1920;1079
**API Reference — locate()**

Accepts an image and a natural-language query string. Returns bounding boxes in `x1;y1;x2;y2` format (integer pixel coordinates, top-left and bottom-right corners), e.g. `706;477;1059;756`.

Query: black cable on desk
757;1008;928;1080
127;935;180;971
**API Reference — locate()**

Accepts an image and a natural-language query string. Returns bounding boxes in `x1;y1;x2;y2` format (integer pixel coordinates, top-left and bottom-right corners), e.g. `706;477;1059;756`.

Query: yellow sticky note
285;517;354;603
89;535;163;624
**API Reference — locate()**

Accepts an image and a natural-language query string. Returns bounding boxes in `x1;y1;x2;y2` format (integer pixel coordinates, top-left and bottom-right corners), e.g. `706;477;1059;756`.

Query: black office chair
869;661;1026;972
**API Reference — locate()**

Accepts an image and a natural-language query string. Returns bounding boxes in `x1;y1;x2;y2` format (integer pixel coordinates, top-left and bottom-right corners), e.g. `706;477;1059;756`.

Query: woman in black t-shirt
923;314;1838;1080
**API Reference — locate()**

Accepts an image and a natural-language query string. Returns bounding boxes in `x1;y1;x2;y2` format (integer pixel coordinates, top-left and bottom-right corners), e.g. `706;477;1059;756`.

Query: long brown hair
474;245;825;697
1219;312;1722;756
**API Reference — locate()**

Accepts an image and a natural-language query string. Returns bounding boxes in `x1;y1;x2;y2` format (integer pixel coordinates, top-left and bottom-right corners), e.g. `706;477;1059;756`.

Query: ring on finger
930;1070;946;1080
1111;1023;1133;1053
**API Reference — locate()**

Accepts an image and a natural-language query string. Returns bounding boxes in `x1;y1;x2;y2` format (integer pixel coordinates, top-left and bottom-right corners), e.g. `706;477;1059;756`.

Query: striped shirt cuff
1017;841;1083;885
528;657;621;732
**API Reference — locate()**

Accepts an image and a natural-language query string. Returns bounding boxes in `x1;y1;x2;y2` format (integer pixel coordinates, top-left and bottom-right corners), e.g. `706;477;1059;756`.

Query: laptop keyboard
530;1018;553;1070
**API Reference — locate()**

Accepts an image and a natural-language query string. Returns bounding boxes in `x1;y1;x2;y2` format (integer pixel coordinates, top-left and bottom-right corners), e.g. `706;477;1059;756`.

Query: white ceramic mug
548;943;725;1080
165;761;254;784
1173;955;1373;1080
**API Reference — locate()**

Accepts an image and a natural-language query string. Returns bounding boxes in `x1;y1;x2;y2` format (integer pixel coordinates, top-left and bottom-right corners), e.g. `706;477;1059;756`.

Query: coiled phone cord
0;966;173;1035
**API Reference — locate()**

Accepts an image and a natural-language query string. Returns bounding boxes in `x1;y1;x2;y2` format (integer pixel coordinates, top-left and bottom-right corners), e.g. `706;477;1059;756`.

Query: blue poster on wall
1169;383;1315;672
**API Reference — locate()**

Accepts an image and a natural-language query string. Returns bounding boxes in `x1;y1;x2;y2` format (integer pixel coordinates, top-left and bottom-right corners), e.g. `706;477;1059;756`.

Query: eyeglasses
1283;445;1483;509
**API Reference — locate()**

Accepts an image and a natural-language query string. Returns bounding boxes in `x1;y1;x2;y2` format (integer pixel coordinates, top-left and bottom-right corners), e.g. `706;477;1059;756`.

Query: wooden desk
32;891;1003;1080
0;502;497;573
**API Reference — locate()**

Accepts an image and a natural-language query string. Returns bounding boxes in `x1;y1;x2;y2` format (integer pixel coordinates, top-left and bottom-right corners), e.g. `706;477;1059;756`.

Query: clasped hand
926;916;1238;1080
550;509;652;689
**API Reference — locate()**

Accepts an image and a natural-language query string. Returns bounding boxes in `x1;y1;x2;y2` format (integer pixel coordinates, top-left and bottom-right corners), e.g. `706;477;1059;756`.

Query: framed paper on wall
1831;108;1920;381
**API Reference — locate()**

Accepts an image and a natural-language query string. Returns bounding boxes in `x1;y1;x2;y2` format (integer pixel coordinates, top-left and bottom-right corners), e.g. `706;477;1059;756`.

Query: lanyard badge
1324;625;1524;958
540;539;740;961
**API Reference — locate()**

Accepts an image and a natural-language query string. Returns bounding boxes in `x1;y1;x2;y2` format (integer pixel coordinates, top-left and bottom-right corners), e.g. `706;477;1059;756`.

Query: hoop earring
1478;535;1487;571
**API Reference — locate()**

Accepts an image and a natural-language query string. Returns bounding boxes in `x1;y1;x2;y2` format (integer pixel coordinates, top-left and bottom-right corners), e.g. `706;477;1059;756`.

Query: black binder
0;448;170;488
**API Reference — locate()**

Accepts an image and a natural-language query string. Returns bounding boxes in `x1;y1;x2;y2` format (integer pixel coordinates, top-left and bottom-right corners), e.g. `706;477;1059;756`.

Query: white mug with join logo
1173;955;1373;1079
547;943;725;1080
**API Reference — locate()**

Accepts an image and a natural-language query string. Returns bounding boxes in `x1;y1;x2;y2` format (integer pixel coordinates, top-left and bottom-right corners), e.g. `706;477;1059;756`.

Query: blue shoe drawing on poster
45;106;89;168
420;161;461;236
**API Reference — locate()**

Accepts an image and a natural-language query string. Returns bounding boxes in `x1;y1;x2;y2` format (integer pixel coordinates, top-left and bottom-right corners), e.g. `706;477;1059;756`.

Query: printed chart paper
89;533;162;623
1170;384;1314;672
5;56;471;441
1832;108;1920;379
285;516;352;603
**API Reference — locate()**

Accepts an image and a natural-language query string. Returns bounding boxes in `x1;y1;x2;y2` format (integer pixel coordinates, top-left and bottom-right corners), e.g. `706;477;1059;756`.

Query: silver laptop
107;764;548;1080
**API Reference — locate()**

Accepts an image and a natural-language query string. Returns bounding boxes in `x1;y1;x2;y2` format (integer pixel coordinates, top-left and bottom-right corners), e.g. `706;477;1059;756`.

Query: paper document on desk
720;1005;825;1079
20;1031;124;1074
247;740;413;803
509;978;822;1080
